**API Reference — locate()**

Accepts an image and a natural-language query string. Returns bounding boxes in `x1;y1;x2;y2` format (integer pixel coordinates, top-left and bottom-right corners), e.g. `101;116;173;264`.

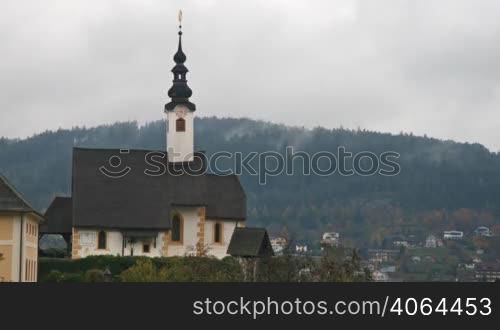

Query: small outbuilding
227;227;274;258
39;196;73;252
227;227;274;281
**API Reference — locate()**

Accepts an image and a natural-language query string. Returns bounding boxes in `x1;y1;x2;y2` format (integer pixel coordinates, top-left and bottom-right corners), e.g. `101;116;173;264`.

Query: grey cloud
1;0;499;151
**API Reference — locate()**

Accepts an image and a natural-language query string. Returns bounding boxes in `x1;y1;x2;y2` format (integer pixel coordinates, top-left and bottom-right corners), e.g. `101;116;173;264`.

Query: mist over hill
1;117;499;246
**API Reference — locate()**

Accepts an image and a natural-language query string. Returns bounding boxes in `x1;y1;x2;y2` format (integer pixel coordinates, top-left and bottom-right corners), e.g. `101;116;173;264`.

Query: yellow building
0;175;44;282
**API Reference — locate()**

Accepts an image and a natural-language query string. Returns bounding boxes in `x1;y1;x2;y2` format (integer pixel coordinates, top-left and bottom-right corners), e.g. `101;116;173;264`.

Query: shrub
36;254;373;283
39;256;137;278
119;257;244;282
120;259;168;282
44;270;64;282
84;269;105;282
60;273;84;283
314;248;372;282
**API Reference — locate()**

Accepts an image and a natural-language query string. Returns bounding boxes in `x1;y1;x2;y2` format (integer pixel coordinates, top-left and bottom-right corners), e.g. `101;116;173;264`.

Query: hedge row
39;255;243;282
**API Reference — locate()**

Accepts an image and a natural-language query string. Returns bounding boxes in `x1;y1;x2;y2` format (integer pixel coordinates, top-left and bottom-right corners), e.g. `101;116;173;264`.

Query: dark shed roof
40;197;72;234
227;227;274;258
72;148;246;229
0;174;43;220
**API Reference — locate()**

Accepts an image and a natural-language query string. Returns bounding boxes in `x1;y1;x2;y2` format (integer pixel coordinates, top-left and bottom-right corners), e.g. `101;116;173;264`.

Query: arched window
171;214;183;243
214;223;223;244
176;118;186;132
97;231;107;250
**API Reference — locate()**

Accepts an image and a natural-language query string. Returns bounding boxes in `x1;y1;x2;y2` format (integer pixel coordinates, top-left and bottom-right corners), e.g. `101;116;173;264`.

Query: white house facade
72;207;244;260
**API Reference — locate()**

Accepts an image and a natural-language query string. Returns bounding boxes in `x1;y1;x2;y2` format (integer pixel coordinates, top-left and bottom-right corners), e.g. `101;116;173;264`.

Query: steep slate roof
72;148;246;229
40;197;72;234
227;228;274;258
0;174;43;219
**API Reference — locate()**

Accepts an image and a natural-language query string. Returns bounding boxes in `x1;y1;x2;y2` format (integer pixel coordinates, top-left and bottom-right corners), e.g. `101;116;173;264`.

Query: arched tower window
176;118;186;132
171;214;183;243
97;231;107;250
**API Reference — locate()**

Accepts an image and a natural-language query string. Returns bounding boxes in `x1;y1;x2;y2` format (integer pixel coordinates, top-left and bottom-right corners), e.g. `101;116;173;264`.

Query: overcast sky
1;0;500;151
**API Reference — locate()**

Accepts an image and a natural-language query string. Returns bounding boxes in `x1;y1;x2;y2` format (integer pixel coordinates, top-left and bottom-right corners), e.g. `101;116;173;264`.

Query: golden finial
178;10;183;26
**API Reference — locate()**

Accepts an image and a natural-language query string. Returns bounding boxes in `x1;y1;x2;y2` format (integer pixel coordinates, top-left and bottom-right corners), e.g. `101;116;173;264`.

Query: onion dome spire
165;10;196;112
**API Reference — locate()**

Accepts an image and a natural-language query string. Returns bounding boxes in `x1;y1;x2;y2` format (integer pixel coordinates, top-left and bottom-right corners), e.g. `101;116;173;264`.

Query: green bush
44;270;64;282
60;273;84;283
120;259;168;282
39;254;370;282
39;256;138;276
41;269;84;282
84;269;106;282
39;255;243;282
153;256;243;282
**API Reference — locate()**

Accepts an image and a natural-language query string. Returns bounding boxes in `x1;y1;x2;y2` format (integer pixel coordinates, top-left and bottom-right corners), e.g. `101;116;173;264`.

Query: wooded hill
1;117;499;247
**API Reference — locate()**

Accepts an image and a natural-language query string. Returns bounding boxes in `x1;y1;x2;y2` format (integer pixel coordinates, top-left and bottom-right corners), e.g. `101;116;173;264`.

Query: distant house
0;175;44;282
426;234;443;248
295;244;308;254
443;230;464;240
320;232;340;247
475;262;500;282
393;239;409;248
372;270;389;282
425;234;438;248
270;237;287;255
464;263;475;270
392;234;417;248
367;249;399;264
474;226;492;237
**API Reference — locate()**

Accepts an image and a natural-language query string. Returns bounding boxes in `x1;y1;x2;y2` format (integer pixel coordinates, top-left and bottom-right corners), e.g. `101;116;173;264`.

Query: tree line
1;117;499;245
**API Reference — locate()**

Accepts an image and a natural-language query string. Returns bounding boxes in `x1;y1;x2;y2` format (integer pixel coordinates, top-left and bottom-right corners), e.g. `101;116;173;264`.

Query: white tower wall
166;105;194;162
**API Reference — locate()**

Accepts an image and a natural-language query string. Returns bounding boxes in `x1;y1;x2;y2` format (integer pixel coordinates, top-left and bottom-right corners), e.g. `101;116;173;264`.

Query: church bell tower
165;11;196;163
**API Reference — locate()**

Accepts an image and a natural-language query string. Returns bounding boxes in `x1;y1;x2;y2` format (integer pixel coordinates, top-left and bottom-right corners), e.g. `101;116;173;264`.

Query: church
41;19;247;259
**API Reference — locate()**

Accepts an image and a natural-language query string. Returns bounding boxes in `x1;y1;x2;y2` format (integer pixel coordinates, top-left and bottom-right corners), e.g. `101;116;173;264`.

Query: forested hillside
1;117;499;247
